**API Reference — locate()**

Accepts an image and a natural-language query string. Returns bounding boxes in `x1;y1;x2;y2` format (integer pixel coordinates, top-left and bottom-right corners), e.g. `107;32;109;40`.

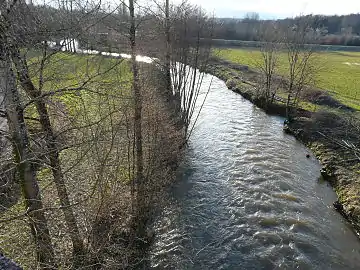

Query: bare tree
0;0;87;264
0;43;57;270
283;17;318;119
0;1;57;268
168;2;214;137
128;0;146;240
10;45;86;263
164;0;172;96
256;22;281;107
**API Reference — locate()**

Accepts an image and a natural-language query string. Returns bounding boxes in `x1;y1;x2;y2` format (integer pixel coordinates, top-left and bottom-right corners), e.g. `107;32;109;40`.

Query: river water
149;73;360;269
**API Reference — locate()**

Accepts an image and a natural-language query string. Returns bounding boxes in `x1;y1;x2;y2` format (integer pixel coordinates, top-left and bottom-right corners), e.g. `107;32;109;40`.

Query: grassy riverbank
206;56;360;237
215;48;360;110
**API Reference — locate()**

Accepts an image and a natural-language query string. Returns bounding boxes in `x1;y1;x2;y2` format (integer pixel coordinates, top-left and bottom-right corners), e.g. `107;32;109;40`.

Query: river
40;40;360;268
149;73;360;269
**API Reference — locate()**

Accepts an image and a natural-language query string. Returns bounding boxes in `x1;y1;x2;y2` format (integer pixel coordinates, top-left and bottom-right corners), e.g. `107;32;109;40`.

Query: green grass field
215;48;360;110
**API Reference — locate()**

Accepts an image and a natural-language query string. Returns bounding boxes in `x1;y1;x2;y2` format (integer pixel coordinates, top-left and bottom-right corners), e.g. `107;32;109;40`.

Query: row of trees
0;0;213;268
213;13;360;46
252;18;318;118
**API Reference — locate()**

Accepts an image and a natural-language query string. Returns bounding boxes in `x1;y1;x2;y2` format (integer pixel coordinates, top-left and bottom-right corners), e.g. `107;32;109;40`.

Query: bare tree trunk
0;48;57;270
129;0;145;238
257;22;280;107
165;0;172;97
10;47;85;263
284;18;318;120
286;93;292;119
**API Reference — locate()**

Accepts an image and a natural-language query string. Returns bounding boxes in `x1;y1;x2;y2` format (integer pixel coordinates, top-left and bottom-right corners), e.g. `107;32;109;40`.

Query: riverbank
205;57;360;238
0;52;184;268
215;48;360;111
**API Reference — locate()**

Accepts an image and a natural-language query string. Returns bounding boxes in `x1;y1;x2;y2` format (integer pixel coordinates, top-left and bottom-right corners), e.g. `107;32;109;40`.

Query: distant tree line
213;13;360;46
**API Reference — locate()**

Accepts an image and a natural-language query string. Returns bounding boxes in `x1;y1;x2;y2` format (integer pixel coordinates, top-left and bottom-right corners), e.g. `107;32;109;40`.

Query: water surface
150;74;360;269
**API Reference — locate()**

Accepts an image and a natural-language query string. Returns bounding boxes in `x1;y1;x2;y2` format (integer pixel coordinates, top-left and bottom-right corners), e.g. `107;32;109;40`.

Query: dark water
150;74;360;269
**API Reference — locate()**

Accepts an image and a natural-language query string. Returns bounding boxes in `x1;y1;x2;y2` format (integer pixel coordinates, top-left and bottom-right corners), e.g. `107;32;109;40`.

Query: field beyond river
215;48;360;111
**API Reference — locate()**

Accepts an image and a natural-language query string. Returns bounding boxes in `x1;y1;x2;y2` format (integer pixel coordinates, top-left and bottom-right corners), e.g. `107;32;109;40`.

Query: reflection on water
47;38;155;63
150;74;360;269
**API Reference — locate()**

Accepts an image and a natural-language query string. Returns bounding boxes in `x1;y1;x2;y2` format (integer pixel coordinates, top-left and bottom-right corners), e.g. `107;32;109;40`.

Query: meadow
215;48;360;110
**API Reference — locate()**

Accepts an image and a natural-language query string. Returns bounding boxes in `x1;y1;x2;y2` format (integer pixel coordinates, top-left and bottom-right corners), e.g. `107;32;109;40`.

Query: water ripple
150;74;360;269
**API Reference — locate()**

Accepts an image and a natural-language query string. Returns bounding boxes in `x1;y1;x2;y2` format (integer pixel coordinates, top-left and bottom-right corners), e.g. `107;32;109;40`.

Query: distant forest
213;13;360;46
23;5;360;47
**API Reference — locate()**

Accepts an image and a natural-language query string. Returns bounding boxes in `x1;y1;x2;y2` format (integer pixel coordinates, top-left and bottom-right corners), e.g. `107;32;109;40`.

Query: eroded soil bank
205;57;360;238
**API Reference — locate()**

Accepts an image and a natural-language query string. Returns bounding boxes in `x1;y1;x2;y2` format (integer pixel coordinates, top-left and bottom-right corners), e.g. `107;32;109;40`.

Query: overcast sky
175;0;360;18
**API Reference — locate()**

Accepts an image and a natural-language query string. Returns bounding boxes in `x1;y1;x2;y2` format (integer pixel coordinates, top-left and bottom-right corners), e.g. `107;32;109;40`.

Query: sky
177;0;360;19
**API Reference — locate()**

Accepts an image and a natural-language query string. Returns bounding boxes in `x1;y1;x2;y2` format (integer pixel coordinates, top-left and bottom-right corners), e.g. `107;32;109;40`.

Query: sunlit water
47;39;154;63
149;74;360;269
